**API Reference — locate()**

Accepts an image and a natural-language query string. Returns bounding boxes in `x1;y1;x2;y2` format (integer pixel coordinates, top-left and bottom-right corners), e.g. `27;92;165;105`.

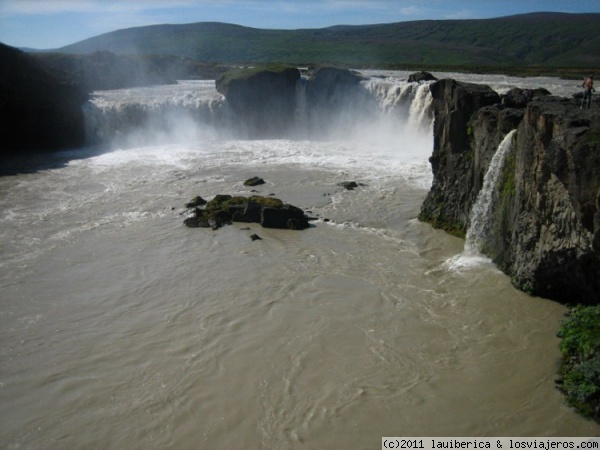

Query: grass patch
500;151;517;200
556;305;600;421
216;64;296;85
586;131;600;146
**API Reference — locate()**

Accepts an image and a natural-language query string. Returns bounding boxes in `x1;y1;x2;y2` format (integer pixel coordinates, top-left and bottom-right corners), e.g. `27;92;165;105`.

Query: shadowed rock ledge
419;78;600;305
215;65;368;137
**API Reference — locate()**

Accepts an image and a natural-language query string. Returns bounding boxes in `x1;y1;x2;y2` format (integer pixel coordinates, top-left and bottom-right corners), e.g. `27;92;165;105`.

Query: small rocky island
183;193;310;231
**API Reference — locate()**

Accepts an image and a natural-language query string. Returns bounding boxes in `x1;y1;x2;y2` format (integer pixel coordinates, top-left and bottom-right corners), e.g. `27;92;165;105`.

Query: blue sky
1;0;599;50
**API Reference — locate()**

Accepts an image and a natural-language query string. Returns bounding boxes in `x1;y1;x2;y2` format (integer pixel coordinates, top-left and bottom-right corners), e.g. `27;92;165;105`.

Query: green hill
56;12;600;69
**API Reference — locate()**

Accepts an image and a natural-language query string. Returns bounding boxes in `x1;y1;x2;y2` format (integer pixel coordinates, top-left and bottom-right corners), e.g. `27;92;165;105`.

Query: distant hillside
56;13;600;68
0;43;87;154
31;51;227;90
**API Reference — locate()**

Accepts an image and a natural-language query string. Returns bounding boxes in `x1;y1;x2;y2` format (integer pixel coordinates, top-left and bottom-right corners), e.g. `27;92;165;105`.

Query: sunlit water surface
1;72;597;449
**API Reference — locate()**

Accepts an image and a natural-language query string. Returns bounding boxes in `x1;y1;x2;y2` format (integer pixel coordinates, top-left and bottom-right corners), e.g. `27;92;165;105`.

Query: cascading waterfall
82;80;232;146
294;76;308;129
363;79;422;114
362;80;434;148
82;76;434;148
464;129;516;255
408;83;434;133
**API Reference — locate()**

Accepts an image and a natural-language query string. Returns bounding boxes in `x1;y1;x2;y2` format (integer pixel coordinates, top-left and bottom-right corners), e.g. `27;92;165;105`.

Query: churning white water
1;72;597;449
445;130;517;272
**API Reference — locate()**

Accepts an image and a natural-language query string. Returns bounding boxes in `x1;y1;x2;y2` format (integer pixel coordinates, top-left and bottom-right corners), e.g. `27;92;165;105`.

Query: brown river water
1;74;598;448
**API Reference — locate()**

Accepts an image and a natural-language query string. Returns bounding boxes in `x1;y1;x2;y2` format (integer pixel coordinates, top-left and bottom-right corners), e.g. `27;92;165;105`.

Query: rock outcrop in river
184;194;310;231
420;79;600;304
216;66;368;137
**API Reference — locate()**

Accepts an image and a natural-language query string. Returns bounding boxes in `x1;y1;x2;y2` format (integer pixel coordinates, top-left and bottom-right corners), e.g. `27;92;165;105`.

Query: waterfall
464;129;516;255
408;83;434;133
83;76;433;147
294;76;308;130
363;79;433;138
82;81;230;146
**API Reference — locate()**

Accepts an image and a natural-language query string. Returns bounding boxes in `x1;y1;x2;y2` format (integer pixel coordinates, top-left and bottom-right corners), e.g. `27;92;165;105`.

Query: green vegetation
586;131;600;146
418;208;466;238
188;194;286;228
557;305;600;421
488;147;517;267
55;13;600;70
500;151;517;201
32;51;225;90
215;64;297;93
184;194;308;230
205;194;283;212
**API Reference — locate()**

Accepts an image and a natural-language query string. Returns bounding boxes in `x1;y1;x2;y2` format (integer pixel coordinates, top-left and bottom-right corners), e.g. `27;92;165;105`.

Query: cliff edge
420;79;600;304
215;66;367;138
0;43;88;155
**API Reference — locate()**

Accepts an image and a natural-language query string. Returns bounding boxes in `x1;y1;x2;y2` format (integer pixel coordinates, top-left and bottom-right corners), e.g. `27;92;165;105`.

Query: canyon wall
420;79;600;304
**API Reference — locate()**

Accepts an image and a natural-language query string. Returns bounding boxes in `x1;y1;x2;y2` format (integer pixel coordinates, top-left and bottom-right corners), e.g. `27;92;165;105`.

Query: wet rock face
501;87;551;108
216;67;301;137
215;66;369;138
420;78;600;304
419;79;501;236
407;71;438;83
504;99;600;303
184;194;310;231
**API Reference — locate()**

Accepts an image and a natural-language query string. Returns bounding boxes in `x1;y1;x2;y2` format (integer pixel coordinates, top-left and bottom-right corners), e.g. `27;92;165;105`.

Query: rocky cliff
420;79;600;304
215;66;368;137
216;66;301;137
0;43;88;155
1;43;228;157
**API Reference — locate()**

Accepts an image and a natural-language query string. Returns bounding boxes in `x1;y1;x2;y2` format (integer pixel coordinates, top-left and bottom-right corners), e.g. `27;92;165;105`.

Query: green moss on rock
500;151;516;200
184;194;307;230
215;64;299;96
418;206;466;239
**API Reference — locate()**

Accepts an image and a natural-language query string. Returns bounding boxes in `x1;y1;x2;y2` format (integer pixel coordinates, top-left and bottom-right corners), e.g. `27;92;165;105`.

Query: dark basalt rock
216;65;371;138
261;205;309;230
216;66;301;137
0;43;88;157
184;194;309;230
304;67;364;104
419;79;501;235
338;181;367;190
244;176;265;186
501;87;551;108
419;77;600;305
407;71;438;83
231;199;263;223
185;196;208;208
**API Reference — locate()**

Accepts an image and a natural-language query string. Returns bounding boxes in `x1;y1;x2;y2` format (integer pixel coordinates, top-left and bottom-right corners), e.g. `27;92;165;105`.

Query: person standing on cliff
581;74;594;109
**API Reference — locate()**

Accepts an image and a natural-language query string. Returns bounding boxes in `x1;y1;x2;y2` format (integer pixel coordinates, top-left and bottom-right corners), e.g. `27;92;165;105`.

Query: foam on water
78;74;437;191
442;252;500;273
